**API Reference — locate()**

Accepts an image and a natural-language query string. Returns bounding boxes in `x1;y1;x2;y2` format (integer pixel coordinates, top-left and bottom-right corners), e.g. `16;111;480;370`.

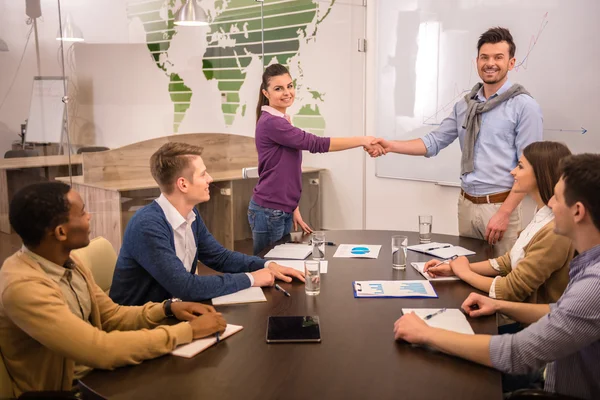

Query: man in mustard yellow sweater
0;182;227;397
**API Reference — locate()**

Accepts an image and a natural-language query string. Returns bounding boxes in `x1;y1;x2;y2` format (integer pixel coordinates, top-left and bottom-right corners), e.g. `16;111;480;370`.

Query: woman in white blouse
424;141;574;305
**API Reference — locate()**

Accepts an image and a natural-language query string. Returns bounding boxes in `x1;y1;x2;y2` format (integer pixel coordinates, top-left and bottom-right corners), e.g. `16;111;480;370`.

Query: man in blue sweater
110;142;304;305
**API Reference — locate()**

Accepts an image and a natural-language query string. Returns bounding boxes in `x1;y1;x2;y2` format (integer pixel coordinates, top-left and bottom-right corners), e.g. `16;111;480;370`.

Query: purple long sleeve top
252;107;330;213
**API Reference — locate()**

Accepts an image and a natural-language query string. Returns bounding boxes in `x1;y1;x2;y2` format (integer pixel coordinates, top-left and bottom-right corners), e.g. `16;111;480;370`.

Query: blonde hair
150;142;203;194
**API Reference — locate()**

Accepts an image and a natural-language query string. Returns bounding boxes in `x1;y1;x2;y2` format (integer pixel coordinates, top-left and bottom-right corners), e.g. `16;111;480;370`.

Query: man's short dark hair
560;154;600;231
477;27;516;58
9;182;71;247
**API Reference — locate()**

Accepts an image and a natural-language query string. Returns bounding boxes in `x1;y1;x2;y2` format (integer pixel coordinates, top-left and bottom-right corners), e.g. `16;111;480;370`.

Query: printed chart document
407;242;475;259
270;259;328;274
264;244;312;259
333;244;382;259
353;280;438;298
211;287;266;305
171;324;244;358
401;309;474;335
411;262;460;281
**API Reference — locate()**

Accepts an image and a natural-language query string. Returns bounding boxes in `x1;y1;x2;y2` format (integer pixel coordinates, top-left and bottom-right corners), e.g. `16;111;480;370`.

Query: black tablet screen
266;316;321;343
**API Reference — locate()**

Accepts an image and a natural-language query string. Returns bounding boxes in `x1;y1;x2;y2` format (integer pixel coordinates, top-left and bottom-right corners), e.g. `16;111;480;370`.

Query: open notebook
264;244;312;259
401;309;474;335
411;262;460;281
171;324;243;358
407;242;475;259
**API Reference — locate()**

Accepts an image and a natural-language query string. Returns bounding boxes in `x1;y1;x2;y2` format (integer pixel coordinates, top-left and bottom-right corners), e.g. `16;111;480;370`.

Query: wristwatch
164;298;182;317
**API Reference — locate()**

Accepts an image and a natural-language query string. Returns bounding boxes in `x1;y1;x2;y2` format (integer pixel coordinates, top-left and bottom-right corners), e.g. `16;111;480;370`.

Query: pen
423;308;447;320
427;245;451;251
430;255;458;269
274;283;291;297
215;332;220;343
325;242;336;246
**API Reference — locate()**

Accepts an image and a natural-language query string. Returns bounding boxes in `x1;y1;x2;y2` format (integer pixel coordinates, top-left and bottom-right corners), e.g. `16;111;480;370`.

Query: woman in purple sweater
248;64;384;255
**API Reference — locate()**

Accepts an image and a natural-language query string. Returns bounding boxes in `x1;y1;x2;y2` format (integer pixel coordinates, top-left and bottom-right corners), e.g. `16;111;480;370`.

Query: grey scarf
461;82;531;175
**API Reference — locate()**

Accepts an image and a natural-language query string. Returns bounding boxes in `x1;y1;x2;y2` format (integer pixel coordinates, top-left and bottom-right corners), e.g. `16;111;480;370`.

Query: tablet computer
266;316;321;343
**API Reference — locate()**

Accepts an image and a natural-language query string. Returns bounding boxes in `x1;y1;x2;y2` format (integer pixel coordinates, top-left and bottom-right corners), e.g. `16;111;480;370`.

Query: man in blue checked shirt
369;27;543;257
394;154;600;400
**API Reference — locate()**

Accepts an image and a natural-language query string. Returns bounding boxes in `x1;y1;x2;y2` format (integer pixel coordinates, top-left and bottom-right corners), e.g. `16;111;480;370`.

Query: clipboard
352;280;438;298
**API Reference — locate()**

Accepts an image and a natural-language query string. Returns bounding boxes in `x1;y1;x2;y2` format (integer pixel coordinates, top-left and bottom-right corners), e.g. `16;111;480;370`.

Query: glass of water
305;260;321;296
419;215;433;243
391;235;408;270
311;231;325;260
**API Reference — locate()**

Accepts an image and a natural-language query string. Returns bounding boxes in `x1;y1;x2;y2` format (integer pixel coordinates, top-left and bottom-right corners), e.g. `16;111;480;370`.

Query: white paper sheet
211;287;266;305
270;259;328;274
333;244;382;259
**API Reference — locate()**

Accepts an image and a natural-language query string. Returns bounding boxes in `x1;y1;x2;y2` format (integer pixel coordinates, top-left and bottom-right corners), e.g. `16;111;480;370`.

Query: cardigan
493;221;574;304
110;201;266;305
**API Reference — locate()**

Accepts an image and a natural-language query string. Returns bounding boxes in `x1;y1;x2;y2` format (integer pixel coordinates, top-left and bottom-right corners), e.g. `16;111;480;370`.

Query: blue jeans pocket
247;210;256;230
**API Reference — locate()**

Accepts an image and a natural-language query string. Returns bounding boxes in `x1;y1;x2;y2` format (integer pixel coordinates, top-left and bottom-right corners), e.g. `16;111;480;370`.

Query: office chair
242;167;259;179
71;237;117;294
76;146;109;154
4;150;40;158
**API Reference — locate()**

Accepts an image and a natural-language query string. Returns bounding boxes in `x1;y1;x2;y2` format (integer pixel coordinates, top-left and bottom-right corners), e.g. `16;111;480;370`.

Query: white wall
364;0;535;235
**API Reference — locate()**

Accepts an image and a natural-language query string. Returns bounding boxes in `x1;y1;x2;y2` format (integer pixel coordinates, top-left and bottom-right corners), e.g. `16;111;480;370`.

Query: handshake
362;137;390;158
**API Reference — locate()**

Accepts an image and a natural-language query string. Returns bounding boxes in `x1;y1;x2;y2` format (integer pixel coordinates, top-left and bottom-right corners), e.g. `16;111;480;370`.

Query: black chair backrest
77;147;109;154
4;150;40;158
508;389;586;400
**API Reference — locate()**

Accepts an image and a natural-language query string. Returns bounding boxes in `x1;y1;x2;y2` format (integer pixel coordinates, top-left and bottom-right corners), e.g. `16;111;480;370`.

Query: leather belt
460;189;510;204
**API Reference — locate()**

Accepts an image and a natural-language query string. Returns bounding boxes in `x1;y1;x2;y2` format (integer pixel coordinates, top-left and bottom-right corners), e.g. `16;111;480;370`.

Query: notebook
269;259;328;274
171;324;244;358
264;244;312;259
211;287;267;305
401;309;474;335
353;280;438;298
407;242;475;259
411;262;460;281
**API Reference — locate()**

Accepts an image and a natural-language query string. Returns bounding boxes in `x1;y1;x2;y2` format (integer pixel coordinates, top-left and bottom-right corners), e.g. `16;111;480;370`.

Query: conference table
81;230;501;400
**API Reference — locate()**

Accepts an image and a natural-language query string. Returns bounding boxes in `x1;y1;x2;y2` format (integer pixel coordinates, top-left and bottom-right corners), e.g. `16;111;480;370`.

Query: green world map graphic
127;0;333;134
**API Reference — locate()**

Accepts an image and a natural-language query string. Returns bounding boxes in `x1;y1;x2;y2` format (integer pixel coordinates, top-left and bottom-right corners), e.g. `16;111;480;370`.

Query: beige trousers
458;194;522;258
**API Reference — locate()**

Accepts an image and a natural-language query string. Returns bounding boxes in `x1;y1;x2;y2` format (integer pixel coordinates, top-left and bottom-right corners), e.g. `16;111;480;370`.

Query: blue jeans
248;199;293;255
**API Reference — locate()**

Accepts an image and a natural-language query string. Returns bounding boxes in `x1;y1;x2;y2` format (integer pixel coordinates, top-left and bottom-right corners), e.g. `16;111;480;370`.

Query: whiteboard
375;0;600;186
26;77;66;144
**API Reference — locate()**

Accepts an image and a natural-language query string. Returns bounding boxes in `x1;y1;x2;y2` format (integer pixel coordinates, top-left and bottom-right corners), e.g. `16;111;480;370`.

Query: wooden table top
0;154;82;170
56;167;323;191
81;230;501;400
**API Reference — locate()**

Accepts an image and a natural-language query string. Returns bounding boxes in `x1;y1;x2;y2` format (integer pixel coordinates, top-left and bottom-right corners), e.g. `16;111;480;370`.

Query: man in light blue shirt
372;27;543;256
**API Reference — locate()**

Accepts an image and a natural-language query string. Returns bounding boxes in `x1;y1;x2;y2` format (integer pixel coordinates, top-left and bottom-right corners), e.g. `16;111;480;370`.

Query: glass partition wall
0;0;366;259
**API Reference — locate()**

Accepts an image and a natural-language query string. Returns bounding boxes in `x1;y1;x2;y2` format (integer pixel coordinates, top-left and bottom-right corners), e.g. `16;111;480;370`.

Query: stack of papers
171;324;244;358
264;243;312;259
212;287;267;305
411;262;460;281
407;242;475;259
401;309;474;334
333;244;382;259
353;280;438;298
269;259;328;274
